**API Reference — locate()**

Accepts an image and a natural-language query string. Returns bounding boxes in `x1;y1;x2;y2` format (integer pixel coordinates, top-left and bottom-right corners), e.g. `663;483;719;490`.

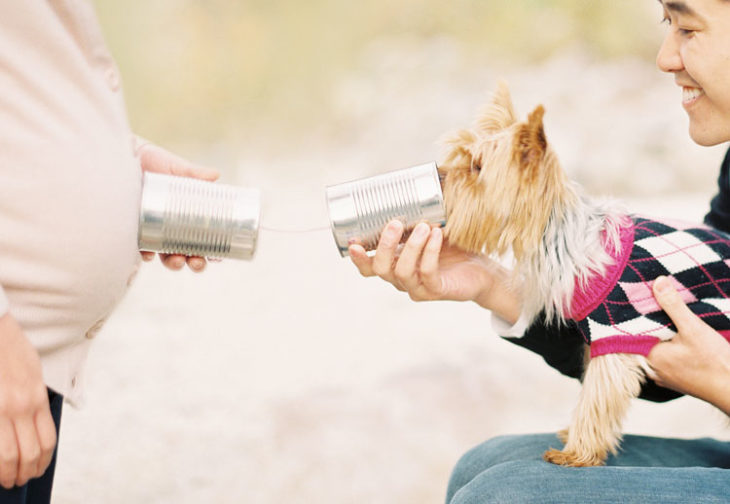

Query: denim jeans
446;433;730;504
0;389;63;504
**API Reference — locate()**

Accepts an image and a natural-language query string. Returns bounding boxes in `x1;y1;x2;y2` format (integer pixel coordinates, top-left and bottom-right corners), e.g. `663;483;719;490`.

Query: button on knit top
0;1;142;405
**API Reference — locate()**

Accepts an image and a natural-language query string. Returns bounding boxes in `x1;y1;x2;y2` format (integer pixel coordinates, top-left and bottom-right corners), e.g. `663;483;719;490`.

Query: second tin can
138;172;260;260
325;162;446;257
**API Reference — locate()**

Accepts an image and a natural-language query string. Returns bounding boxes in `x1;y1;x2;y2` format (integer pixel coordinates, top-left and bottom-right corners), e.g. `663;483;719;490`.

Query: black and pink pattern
570;216;730;358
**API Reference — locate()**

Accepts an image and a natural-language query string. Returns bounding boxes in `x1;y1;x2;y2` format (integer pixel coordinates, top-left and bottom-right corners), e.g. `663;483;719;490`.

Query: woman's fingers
0;418;18;489
139;144;219;181
159;254;186;271
185;256;206;272
34;408;57;478
13;418;40;487
157;254;207;272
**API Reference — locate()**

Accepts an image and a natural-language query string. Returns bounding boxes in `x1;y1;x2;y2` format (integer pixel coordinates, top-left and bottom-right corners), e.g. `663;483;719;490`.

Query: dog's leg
555;343;592;445
543;353;646;467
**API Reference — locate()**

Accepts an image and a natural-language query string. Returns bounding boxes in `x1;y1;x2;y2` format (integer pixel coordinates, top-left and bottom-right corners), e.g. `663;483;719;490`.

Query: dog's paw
556;429;569;444
543;448;605;467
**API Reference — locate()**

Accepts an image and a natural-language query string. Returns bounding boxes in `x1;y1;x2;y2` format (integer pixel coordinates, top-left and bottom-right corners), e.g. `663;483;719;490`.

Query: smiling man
658;0;730;146
349;0;730;502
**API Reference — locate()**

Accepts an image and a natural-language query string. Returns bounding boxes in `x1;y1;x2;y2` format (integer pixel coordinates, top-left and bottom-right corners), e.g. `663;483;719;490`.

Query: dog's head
439;82;567;260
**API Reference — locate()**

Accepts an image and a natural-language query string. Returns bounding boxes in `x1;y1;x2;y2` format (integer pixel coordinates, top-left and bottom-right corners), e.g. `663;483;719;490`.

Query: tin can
325;162;446;257
138;172;260;260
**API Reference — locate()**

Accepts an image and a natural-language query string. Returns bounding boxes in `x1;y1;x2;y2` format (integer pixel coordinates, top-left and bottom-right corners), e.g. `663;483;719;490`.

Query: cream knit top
0;0;142;405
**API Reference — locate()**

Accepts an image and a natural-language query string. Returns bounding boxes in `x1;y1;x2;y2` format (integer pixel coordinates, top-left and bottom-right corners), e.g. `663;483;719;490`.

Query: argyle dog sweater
566;216;730;358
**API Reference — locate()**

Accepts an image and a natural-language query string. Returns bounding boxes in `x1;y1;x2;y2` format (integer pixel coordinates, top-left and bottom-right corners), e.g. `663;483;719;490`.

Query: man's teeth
683;87;704;102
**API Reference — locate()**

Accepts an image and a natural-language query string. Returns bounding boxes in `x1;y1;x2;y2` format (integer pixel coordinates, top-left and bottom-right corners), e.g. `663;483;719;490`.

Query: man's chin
688;124;730;147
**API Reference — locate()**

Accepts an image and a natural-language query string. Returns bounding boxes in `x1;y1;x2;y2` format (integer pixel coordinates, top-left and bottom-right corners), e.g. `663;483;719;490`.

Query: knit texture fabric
568;216;730;358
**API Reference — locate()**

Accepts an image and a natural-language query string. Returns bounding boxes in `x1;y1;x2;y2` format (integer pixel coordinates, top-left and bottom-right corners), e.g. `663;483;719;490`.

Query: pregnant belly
0;140;143;343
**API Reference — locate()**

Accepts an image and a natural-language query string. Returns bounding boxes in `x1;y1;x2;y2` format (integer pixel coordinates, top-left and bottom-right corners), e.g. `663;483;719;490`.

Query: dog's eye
471;163;482;173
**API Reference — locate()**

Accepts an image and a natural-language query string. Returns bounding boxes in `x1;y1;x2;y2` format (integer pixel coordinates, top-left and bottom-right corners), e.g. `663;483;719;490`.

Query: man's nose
656;31;683;73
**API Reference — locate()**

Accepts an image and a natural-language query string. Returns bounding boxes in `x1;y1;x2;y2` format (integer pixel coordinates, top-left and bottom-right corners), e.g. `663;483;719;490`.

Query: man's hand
0;314;56;489
648;276;730;415
349;220;522;323
138;142;220;272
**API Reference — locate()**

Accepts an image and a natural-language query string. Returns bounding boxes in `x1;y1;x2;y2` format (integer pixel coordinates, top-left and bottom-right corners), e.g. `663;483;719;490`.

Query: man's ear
475;80;517;135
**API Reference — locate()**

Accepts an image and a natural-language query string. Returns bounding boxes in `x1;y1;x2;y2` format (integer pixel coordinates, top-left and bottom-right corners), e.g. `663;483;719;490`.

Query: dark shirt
502;146;730;402
705;147;730;235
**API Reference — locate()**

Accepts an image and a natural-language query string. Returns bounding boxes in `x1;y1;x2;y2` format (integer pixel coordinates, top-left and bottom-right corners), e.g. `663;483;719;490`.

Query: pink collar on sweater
566;221;636;321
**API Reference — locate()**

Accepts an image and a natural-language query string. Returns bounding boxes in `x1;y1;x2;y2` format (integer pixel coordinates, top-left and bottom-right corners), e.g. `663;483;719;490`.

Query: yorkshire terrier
439;82;730;467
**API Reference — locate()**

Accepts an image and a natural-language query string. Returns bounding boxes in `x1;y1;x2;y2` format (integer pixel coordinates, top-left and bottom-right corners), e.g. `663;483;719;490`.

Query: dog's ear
513;105;547;176
440;129;478;173
475;81;516;135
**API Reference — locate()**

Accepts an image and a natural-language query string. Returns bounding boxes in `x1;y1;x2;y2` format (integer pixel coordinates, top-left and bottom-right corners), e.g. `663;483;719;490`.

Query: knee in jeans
450;460;553;504
446;435;530;503
459;435;531;469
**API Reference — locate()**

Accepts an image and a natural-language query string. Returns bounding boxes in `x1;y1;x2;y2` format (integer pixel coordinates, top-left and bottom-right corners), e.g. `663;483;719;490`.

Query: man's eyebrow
661;0;699;17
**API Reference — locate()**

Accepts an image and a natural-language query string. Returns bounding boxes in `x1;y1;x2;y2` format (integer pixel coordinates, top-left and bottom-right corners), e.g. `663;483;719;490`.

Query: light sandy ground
54;46;730;503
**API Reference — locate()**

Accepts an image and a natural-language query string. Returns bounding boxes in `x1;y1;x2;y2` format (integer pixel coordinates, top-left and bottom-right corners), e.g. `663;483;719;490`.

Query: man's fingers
420;227;444;294
653;276;705;335
371;220;404;281
349;245;375;277
14;418;40;487
393;223;430;292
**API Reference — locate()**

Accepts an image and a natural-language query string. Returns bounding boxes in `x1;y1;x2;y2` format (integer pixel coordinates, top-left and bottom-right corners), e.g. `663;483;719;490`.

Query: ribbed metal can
325;162;445;257
138;172;260;260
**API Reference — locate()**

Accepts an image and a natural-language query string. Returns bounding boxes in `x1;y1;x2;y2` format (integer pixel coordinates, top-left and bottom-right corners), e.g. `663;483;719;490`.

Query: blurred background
55;1;730;503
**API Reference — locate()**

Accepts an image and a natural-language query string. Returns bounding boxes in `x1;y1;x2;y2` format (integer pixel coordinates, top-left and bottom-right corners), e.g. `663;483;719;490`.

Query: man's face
657;0;730;146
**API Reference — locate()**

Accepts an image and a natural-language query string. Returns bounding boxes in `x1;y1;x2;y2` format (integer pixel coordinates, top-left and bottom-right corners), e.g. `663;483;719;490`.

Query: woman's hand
0;314;56;489
649;276;730;415
137;142;220;273
349;220;522;323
